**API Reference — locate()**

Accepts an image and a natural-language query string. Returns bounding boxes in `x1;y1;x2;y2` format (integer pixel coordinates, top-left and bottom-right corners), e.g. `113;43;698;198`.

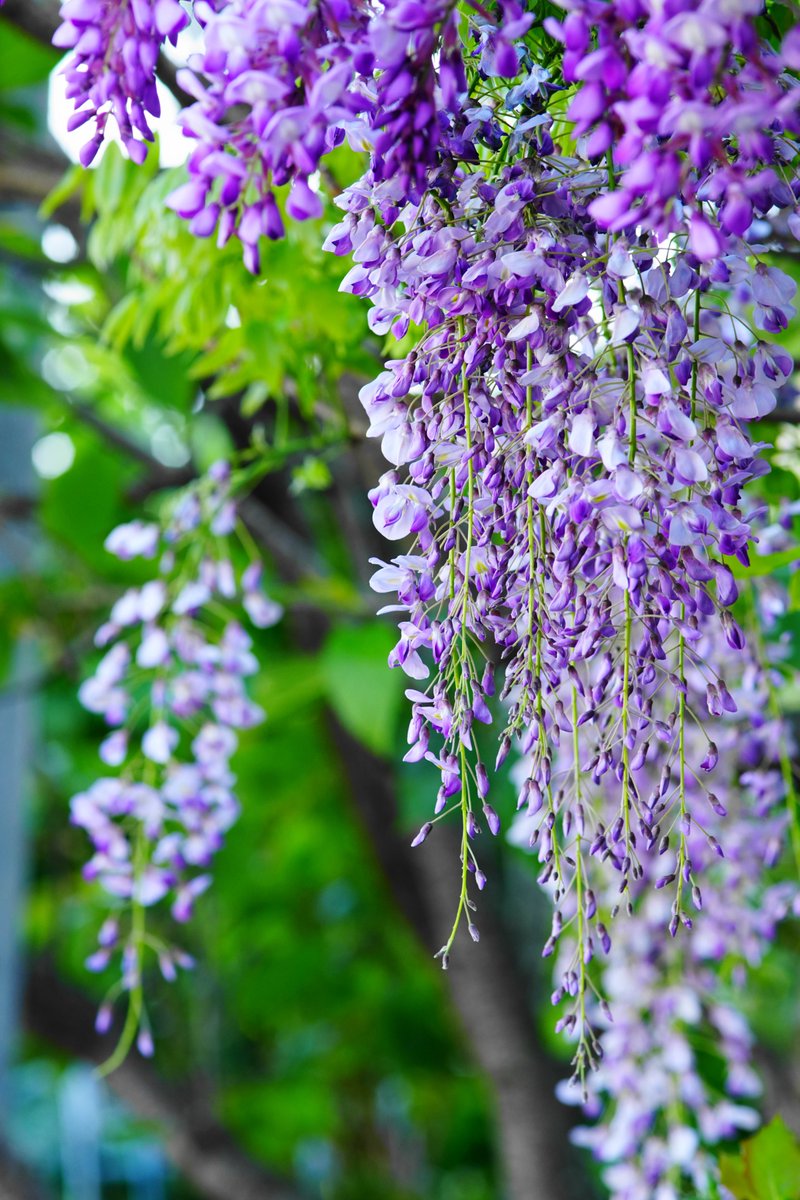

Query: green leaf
40;436;135;567
789;571;800;613
721;1118;800;1200
721;1152;755;1200
102;293;141;351
91;144;130;214
252;654;325;723
0;220;45;262
746;1118;800;1200
240;380;270;418
321;622;405;757
188;413;235;471
0;613;13;688
290;457;333;495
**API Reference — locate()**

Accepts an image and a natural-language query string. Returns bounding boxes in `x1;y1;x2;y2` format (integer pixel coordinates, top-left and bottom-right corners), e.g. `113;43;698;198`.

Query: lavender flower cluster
72;463;280;1053
554;0;800;255
333;140;794;982
311;4;799;988
51;0;526;266
54;0;191;166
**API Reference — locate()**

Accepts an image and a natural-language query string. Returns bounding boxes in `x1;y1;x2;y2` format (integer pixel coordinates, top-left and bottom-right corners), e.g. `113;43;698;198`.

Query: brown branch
0;156;67;210
771;404;800;424
239;494;329;583
24;959;303;1200
759;1042;800;1133
153;50;193;110
69;401;185;472
0;119;87;264
0;139;85;246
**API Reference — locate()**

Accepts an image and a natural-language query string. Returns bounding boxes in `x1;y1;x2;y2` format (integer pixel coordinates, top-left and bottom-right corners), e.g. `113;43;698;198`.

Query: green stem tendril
674;616;689;927
571;683;589;1089
440;318;477;964
97;832;147;1077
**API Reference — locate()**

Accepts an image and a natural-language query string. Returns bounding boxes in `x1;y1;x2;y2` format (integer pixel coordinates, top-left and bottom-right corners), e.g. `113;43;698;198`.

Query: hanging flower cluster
553;0;800;254
164;0;372;264
509;541;800;1200
315;8;798;974
54;0;191;165
71;463;281;1057
333;151;794;985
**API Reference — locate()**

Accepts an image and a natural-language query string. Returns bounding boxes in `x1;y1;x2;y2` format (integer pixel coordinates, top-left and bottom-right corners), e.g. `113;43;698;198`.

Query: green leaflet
721;1118;800;1200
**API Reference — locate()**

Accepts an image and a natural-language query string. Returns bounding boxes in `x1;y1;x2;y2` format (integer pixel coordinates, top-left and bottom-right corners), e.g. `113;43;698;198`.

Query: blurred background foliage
0;8;799;1200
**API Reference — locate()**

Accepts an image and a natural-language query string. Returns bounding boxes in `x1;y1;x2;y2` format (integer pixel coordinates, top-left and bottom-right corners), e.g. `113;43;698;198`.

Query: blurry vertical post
0;408;38;1117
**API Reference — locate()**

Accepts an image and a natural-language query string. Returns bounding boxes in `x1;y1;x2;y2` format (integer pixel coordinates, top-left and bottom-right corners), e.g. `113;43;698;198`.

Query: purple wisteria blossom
54;0;190;165
164;0;370;268
72;463;281;1056
307;10;800;1122
328;138;794;977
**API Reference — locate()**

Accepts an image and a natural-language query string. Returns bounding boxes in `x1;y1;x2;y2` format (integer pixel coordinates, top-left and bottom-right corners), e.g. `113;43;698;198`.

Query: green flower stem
675;617;688;920
97;829;147;1077
571;683;588;1082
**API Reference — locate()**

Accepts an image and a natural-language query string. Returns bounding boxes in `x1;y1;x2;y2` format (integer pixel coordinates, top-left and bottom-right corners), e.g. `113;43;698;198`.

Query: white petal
613;465;644;500
611;306;640;344
644;367;671;395
568;411;595;457
674;448;708;483
507;312;540;341
527;466;558;500
501;251;538;277
552;273;589;313
599;431;628;470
